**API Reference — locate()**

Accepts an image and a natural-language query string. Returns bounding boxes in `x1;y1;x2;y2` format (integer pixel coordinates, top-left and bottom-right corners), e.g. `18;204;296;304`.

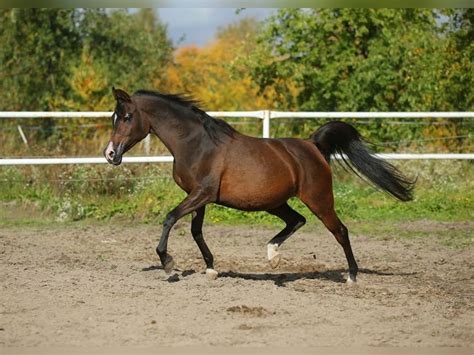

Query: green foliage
0;9;172;112
251;9;470;111
438;9;474;113
0;8;173;154
70;9;172;110
247;9;474;144
0;9;81;111
0;161;472;227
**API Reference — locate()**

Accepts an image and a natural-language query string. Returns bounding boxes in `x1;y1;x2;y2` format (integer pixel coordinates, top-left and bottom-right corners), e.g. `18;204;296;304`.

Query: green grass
349;220;473;249
0;160;472;230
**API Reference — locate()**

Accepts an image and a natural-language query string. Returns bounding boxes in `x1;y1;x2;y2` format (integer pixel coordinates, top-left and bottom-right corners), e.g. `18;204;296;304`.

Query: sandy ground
0;221;473;349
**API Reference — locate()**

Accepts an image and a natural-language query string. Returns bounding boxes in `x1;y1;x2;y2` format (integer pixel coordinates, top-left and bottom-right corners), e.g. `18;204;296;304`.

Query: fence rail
1;111;473;165
270;111;474;119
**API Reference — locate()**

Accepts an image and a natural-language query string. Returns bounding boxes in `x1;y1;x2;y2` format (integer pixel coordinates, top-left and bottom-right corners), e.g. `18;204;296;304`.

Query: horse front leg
156;188;211;273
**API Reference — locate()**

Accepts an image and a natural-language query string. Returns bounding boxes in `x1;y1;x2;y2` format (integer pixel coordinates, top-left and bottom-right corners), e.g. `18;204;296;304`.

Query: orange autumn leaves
156;19;297;111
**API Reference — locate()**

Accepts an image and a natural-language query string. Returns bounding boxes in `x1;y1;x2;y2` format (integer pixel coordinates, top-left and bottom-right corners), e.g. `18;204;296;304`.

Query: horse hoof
269;253;281;269
164;256;175;274
206;268;218;280
267;243;281;269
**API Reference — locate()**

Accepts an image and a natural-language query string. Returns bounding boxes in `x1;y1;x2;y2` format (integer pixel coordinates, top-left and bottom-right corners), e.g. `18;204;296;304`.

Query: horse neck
144;101;210;158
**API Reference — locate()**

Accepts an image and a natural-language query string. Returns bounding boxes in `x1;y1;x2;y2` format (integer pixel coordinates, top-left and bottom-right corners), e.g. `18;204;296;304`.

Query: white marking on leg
346;275;356;284
267;243;281;269
206;268;218;280
267;243;279;260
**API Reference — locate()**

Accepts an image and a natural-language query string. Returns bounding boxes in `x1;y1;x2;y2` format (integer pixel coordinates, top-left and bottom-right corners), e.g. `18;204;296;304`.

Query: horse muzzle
104;141;124;166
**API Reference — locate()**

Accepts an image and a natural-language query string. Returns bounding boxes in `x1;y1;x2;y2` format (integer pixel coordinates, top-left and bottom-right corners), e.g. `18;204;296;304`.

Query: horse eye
124;113;132;120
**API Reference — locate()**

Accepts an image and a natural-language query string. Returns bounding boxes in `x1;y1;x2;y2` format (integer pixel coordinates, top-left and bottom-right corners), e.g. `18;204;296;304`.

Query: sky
156;8;276;47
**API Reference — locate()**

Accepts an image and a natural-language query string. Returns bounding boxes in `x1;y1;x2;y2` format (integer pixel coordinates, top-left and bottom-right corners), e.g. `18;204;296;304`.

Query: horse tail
310;121;415;202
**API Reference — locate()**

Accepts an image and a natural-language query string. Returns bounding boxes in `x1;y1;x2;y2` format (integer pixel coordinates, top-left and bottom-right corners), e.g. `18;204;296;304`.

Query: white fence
1;111;473;165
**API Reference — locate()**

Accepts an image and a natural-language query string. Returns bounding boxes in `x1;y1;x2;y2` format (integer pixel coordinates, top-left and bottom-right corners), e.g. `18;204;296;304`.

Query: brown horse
104;88;414;283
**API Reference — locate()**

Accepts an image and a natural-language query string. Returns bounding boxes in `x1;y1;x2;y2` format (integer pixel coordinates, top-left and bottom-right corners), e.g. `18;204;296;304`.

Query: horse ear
113;88;132;103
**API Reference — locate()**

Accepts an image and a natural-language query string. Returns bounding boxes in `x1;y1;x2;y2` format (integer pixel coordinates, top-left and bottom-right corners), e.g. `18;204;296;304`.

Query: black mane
133;90;235;143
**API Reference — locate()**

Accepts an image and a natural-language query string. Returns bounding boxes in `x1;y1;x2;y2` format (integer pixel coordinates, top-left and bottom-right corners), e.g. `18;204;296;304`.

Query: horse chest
172;165;194;193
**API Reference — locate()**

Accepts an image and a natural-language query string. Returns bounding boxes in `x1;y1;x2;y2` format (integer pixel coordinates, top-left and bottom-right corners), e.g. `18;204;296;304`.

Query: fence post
263;110;271;138
17;125;28;145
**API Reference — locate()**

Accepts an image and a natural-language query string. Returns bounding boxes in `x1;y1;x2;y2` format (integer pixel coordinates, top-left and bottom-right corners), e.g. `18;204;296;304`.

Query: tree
248;9;473;145
0;9;81;111
0;9;173;111
0;8;173;147
64;9;172;110
250;9;452;111
157;18;297;112
439;9;473;111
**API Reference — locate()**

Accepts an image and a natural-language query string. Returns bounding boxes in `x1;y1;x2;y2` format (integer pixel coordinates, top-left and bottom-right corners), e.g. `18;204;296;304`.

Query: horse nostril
108;150;115;159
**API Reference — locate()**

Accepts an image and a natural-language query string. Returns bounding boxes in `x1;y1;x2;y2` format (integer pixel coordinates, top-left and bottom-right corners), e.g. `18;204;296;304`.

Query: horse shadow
217;268;416;286
141;265;417;286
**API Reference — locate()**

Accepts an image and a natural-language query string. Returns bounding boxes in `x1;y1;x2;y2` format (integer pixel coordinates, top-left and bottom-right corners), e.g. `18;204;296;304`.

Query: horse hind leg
300;192;359;283
266;203;306;269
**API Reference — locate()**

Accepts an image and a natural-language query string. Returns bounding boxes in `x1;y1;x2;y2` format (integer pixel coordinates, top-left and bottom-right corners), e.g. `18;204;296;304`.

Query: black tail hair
310;121;415;202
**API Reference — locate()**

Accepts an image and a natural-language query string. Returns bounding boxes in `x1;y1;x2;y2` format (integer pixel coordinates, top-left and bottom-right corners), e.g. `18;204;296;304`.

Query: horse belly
218;167;295;211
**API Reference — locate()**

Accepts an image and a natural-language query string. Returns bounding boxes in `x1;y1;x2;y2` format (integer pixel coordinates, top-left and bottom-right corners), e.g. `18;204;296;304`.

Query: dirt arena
1;220;473;348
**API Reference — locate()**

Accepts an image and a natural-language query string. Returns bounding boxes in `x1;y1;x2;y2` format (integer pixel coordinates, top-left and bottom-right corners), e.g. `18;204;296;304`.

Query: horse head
104;88;150;165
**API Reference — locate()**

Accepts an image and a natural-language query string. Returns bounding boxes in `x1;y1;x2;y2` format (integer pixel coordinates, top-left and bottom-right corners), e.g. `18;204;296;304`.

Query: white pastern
206;268;218;280
267;243;279;260
267;243;281;269
346;275;356;284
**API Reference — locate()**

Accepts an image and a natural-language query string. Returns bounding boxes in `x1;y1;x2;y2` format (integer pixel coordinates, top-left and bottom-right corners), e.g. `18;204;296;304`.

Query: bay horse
104;88;414;283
